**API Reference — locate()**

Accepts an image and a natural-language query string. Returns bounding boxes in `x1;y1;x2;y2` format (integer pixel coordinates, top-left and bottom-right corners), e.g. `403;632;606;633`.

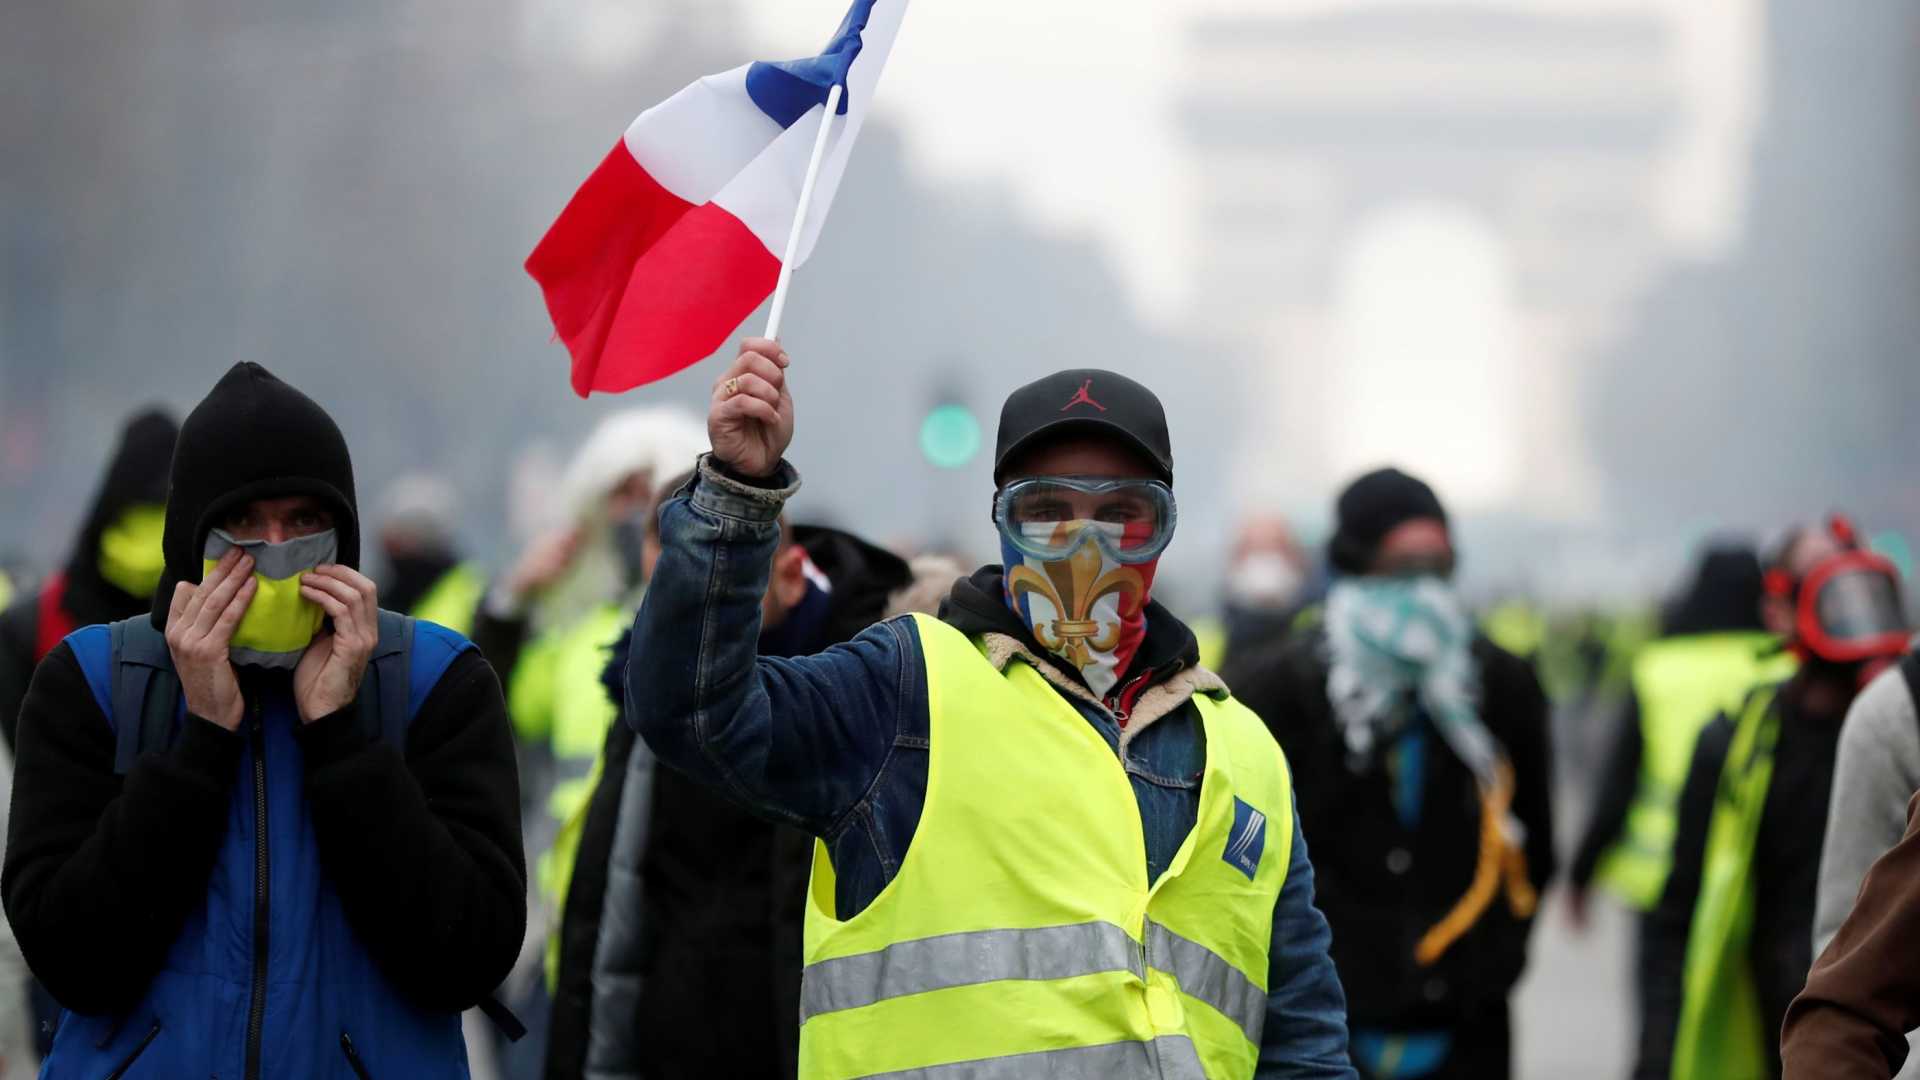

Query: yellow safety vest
1592;633;1791;911
799;613;1292;1079
1671;683;1782;1080
410;563;486;637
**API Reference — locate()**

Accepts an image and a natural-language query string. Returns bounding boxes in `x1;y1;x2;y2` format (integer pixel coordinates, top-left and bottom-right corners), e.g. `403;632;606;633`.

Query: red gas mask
1765;516;1911;680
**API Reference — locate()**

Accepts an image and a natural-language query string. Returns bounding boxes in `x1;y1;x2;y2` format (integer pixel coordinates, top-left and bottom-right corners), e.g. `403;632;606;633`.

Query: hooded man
1;363;525;1079
0;408;178;751
1642;518;1911;1080
1224;467;1557;1080
624;340;1358;1079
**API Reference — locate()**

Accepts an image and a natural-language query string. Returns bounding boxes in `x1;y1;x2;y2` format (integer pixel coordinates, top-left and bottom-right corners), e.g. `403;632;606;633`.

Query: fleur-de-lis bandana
1000;521;1158;700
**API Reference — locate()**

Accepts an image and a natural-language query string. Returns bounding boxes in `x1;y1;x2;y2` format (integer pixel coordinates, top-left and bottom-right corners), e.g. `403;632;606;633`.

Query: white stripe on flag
622;65;784;204
715;0;907;265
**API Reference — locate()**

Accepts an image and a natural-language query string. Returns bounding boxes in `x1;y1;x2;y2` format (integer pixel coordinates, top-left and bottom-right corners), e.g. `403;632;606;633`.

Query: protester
1218;513;1316;671
545;466;913;1080
376;472;486;635
1226;467;1556;1080
1807;643;1920;1077
1;363;525;1077
626;342;1357;1077
470;406;704;1075
1567;544;1788;984
0;408;177;752
1641;518;1911;1080
1782;789;1920;1079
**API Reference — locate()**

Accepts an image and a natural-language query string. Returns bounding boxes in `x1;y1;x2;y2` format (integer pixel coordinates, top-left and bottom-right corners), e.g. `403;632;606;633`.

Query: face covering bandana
97;503;168;599
203;528;338;669
1325;575;1536;961
993;477;1174;699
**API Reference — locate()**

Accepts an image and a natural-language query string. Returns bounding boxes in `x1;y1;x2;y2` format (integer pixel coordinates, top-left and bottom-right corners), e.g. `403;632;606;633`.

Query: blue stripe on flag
745;0;879;128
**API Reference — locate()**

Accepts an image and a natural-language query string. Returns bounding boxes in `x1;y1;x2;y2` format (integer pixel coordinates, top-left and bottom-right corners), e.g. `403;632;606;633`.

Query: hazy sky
744;0;1762;327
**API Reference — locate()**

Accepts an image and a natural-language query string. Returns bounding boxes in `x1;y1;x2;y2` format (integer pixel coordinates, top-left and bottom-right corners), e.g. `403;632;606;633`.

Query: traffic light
918;403;982;469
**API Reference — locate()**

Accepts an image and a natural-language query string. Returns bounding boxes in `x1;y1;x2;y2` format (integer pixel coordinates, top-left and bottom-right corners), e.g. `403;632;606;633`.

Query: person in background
1226;467;1556;1080
1782;789;1920;1079
1806;639;1920;1077
1643;518;1910;1080
0;408;178;753
0;406;177;1059
1567;544;1788;1005
2;363;524;1077
1216;514;1316;673
376;472;486;636
544;467;913;1080
470;407;705;1076
628;343;1357;1077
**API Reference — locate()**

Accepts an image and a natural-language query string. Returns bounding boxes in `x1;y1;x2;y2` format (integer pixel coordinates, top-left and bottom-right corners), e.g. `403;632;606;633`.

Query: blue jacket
36;620;484;1079
625;457;1358;1079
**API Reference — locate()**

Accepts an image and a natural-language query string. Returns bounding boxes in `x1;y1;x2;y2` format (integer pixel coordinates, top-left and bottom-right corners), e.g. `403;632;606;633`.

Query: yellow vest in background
1593;632;1792;911
799;613;1292;1079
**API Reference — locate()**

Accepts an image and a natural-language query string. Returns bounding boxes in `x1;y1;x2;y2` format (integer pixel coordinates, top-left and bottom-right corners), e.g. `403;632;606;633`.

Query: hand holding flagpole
764;84;844;342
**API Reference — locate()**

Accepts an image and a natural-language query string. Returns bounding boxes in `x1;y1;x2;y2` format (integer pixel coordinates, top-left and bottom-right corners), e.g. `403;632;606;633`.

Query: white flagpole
763;83;843;342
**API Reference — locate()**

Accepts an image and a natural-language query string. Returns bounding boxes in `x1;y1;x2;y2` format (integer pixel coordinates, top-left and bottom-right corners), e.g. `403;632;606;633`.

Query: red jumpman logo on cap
1061;378;1106;412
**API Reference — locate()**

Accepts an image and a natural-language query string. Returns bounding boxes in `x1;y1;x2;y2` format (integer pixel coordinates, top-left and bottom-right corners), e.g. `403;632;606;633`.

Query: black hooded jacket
2;362;525;1018
544;525;911;1080
0;409;177;748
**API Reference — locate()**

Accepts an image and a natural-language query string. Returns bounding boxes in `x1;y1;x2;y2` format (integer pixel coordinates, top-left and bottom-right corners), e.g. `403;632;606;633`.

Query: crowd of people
0;349;1913;1079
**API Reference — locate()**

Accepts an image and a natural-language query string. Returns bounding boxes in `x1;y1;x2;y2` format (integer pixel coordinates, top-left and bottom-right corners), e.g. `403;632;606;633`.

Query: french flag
527;0;907;397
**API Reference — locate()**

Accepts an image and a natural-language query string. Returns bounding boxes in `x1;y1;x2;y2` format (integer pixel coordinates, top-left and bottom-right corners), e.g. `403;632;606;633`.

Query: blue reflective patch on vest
1224;797;1267;879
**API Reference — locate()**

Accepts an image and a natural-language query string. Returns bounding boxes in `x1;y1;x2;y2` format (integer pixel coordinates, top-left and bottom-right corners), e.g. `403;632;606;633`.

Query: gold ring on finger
725;376;741;397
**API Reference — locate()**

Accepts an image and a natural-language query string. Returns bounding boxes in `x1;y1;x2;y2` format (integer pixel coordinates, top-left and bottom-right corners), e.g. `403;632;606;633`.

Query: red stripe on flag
526;140;780;397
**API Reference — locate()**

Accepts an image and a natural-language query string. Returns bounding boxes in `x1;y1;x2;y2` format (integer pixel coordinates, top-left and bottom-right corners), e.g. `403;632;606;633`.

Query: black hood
1663;544;1766;637
153;363;358;629
937;565;1201;696
61;408;179;624
792;524;913;645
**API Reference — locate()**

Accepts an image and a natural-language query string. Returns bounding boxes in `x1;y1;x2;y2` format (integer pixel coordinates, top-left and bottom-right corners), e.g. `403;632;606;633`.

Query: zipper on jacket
340;1032;373;1080
244;699;270;1080
102;1020;161;1080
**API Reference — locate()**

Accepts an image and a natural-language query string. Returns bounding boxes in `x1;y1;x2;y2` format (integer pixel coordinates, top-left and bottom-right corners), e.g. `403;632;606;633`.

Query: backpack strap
357;611;415;749
109;618;183;776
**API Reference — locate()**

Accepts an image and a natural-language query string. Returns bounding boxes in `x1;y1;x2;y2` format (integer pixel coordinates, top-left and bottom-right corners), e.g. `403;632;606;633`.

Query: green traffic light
919;404;981;469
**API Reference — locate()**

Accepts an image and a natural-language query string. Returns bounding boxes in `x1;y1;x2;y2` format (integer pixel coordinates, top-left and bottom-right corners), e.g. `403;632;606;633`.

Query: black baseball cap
993;369;1172;486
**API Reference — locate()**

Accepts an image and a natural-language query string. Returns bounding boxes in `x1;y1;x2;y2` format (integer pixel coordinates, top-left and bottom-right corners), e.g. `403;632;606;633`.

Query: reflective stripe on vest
1670;683;1781;1080
799;613;1291;1079
1593;632;1791;910
859;1036;1210;1080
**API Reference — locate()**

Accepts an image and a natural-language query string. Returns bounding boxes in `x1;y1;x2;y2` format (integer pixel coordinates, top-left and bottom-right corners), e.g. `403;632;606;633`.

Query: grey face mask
201;528;339;669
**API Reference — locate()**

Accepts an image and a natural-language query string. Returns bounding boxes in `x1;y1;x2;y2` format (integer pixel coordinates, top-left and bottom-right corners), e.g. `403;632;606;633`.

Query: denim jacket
625;456;1357;1079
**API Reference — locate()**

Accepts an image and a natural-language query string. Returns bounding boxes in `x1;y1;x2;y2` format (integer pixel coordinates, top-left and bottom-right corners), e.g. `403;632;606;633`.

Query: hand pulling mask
202;528;338;668
993;476;1176;699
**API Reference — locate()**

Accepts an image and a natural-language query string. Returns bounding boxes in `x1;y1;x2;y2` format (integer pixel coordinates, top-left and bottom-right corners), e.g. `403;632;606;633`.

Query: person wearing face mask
0;408;178;754
1642;518;1911;1080
376;473;486;637
1225;468;1557;1080
1217;515;1317;673
623;341;1358;1078
467;408;704;1076
1;363;526;1079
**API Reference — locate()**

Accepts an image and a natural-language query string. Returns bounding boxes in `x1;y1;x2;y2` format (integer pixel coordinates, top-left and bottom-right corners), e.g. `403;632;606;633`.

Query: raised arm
623;341;918;836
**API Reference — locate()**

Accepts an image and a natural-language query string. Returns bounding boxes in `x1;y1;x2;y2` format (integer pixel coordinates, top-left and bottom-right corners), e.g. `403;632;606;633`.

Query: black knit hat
1328;467;1448;575
152;363;358;629
993;369;1172;485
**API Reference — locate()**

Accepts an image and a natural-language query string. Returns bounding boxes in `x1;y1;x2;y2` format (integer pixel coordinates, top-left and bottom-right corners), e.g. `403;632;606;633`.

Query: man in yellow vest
624;339;1358;1078
1641;519;1911;1080
1567;544;1790;1016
